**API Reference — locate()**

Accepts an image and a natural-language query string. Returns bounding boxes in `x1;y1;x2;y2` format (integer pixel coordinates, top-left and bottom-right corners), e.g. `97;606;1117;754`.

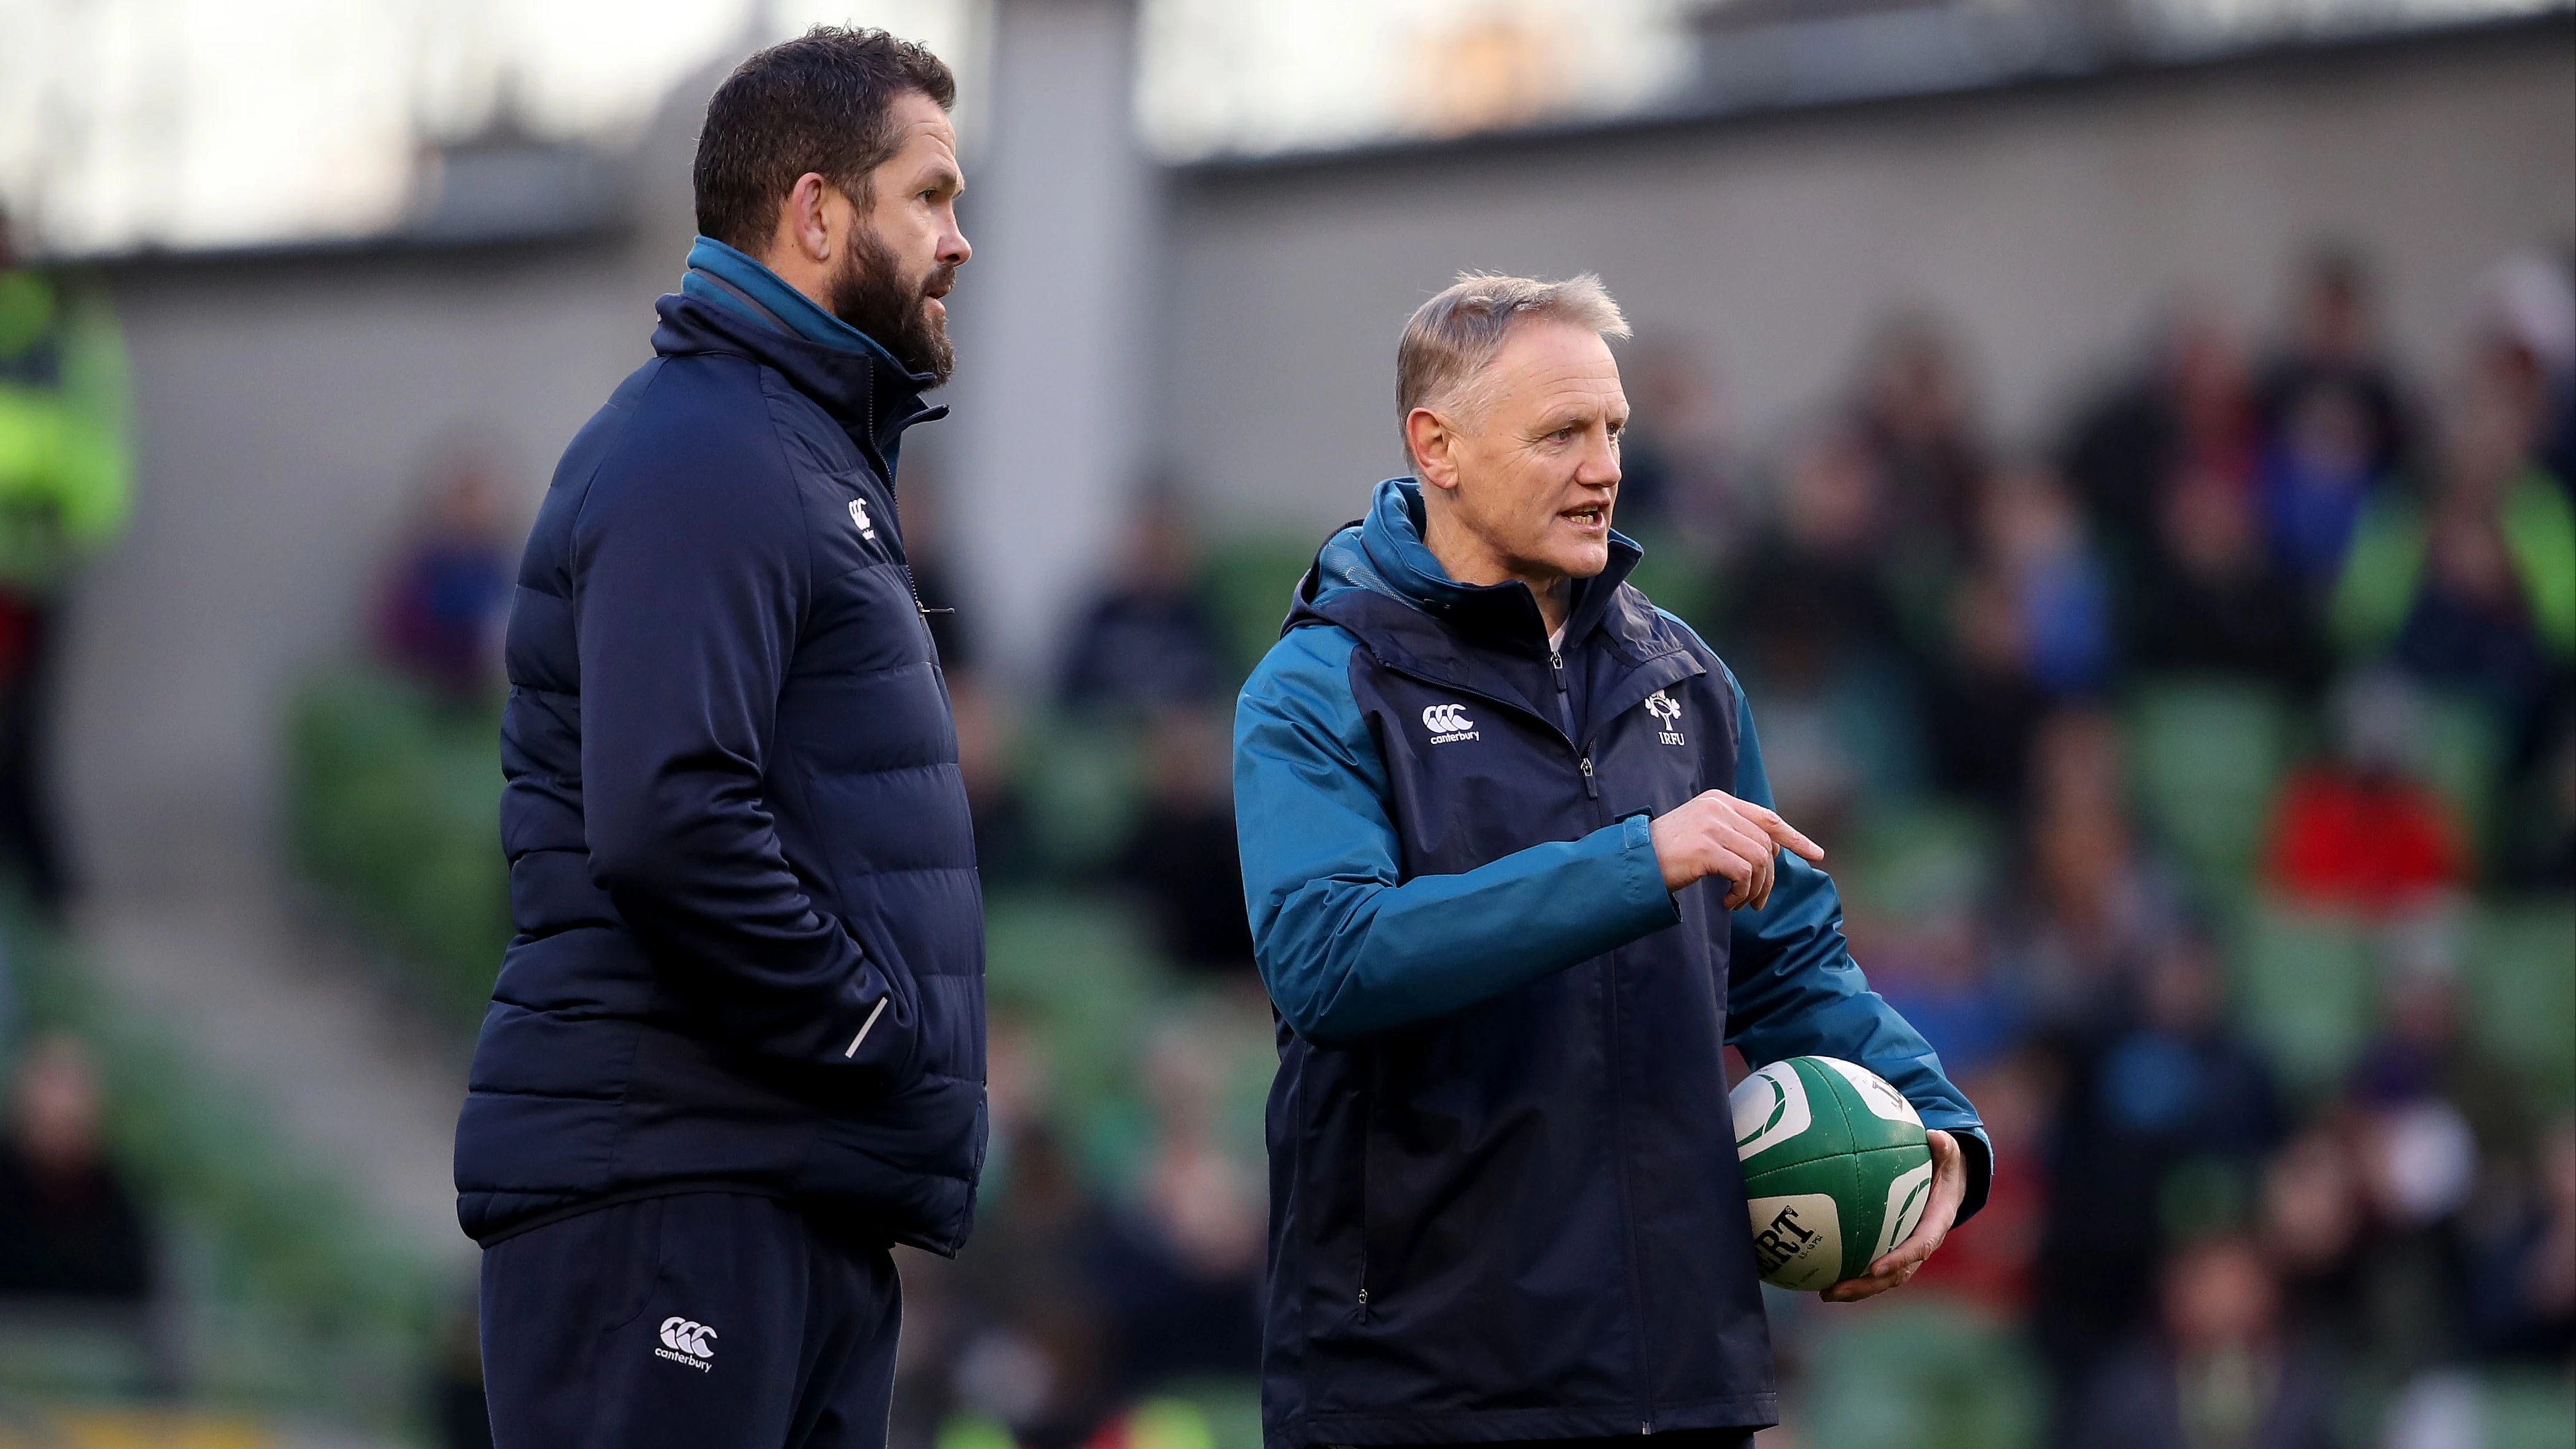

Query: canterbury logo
656;1316;717;1370
848;498;878;541
1421;703;1475;734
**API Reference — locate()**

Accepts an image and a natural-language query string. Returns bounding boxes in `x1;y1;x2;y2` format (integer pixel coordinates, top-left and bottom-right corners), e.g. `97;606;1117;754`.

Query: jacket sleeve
1234;624;1680;1045
1715;661;1994;1221
571;394;916;1086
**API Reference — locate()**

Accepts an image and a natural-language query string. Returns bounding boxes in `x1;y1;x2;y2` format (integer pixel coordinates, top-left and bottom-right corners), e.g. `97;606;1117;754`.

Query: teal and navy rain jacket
1235;479;1989;1447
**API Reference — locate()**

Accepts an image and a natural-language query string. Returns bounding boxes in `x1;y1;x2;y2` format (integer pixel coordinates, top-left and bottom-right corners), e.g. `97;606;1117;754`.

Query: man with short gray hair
1234;273;1990;1448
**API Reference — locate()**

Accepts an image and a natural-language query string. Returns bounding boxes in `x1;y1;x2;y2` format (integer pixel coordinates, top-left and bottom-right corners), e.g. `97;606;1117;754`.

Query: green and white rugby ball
1731;1055;1934;1291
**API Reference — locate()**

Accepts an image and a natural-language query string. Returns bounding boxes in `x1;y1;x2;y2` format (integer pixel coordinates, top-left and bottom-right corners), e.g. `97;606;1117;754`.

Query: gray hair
1396;272;1631;463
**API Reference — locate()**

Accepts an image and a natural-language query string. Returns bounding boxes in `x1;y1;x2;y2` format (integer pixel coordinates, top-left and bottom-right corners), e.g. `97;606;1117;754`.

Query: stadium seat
8;914;441;1427
284;664;508;1027
1011;711;1147;877
1159;1379;1264;1449
1837;802;1998;923
1204;532;1331;681
2230;906;2377;1098
2464;904;2576;1102
2414;690;2508;868
2479;1369;2576;1449
1614;522;1718;637
982;893;1166;1175
2126;678;2299;908
1791;1297;2043;1449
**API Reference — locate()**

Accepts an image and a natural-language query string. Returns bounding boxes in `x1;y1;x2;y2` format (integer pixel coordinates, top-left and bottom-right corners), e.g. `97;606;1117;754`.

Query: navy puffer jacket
452;292;984;1253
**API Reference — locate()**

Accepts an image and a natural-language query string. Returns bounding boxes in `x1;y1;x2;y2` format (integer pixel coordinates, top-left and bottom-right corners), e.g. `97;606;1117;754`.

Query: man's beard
827;222;956;386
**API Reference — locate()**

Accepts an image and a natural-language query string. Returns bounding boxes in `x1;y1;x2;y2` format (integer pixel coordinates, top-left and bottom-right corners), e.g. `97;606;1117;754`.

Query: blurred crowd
0;225;2569;1449
1619;245;2576;1449
856;243;2576;1449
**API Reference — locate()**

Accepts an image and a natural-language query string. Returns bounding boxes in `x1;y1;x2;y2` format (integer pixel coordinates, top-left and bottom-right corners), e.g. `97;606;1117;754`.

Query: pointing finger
1755;810;1825;863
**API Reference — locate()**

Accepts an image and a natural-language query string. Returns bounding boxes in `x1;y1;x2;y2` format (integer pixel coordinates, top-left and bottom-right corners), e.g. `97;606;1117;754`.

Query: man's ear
1407;408;1459;491
776;172;838;265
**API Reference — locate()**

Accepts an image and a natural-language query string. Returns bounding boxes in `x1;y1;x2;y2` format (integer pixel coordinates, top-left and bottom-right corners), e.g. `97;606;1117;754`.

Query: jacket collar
680;235;893;354
1296;480;1700;745
1324;477;1647;657
649;290;946;476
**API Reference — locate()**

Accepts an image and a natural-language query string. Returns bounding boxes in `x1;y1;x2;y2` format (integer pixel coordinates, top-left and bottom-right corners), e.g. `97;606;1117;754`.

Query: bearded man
1234;274;1989;1449
453;29;983;1448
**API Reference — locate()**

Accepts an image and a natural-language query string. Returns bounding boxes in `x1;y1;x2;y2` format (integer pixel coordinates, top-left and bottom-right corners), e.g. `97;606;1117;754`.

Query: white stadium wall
1155;22;2576;533
56;67;713;896
48;16;2575;898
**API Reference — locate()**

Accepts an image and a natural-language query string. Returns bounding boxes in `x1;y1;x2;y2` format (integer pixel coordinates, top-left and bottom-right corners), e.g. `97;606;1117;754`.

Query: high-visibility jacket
0;266;131;593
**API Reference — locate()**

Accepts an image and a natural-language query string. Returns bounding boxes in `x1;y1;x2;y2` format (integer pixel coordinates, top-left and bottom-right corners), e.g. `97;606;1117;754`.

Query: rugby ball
1731;1056;1933;1291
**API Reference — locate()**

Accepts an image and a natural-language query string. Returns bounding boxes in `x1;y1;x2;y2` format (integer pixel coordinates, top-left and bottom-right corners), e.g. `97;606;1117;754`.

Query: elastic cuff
1614;814;1683;927
1930;1123;1994;1224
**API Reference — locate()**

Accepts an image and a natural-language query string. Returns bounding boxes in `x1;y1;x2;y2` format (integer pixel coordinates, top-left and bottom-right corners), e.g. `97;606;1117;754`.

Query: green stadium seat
2464;904;2576;1102
1792;1297;2043;1449
2230;906;2376;1098
2478;1369;2576;1449
1204;532;1331;682
2414;691;2508;869
284;664;508;1026
1615;523;1718;638
11;914;443;1426
2126;677;2299;906
982;892;1165;1179
1011;712;1146;877
1836;802;1998;923
1159;1378;1265;1449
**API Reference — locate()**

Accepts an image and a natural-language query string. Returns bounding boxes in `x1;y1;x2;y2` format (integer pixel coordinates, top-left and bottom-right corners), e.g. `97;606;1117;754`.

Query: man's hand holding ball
1666;794;1969;1302
1822;1127;1967;1303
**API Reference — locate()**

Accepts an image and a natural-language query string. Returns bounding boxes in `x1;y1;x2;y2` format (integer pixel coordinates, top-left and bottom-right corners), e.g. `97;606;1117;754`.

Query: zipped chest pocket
1588;710;1708;822
1375;705;1598;876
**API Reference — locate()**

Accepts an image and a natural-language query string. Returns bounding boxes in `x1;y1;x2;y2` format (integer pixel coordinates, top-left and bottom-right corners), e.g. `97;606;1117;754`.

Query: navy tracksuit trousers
480;1192;902;1449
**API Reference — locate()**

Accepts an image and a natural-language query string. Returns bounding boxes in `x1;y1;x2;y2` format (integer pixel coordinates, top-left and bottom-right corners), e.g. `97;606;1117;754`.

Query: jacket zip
1383;650;1656;1427
1555;649;1602;799
878;483;952;630
1556;643;1655;1431
1597;772;1656;1435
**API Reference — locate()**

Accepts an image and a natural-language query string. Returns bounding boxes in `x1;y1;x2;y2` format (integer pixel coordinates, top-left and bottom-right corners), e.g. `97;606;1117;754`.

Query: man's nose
943;220;972;268
1576;435;1620;486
